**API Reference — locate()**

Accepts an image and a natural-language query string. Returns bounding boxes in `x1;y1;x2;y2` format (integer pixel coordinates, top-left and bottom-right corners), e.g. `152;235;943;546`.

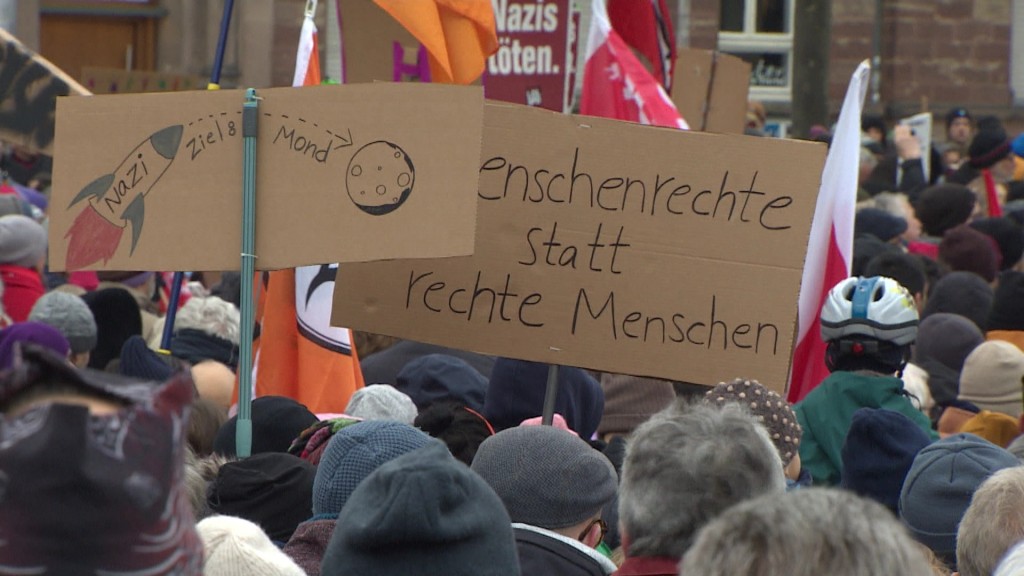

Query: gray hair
618;400;784;558
957;467;1024;576
873;191;913;220
685;488;934;576
174;296;240;345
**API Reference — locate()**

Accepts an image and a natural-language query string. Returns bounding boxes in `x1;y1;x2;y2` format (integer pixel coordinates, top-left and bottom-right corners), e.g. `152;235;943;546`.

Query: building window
717;0;794;103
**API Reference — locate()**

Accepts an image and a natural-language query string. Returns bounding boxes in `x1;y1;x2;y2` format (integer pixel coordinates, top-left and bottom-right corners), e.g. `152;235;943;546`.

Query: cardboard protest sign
900;112;932;178
484;0;578;112
49;83;484;271
81;67;204;95
672;48;750;134
0;29;90;155
333;103;826;391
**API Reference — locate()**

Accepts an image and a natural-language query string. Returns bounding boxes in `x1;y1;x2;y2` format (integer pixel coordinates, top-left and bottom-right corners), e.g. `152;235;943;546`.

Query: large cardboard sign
81;67;204;95
49;83;484;271
484;0;578;112
672;49;751;134
333;103;826;390
0;29;90;155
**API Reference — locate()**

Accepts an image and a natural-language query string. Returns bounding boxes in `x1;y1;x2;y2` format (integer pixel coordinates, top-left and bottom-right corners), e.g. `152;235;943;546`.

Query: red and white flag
787;61;871;403
580;0;687;129
293;7;322;87
606;0;676;91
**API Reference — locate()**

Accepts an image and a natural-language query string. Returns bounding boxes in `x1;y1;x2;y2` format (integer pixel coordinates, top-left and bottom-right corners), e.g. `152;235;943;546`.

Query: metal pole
541;364;560;426
236;88;260;458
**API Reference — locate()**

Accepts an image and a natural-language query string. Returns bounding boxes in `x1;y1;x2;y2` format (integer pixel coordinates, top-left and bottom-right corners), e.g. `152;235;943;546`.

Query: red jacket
0;264;43;323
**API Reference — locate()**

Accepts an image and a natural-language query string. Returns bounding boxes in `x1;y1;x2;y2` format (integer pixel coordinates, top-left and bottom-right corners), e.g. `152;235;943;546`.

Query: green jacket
794;371;938;486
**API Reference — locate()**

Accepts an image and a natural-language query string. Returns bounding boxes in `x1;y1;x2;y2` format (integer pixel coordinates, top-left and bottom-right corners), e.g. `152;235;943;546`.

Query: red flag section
580;0;686;129
606;0;676;90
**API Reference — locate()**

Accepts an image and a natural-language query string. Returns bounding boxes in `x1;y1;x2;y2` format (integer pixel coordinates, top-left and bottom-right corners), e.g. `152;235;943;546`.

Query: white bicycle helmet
820;276;919;346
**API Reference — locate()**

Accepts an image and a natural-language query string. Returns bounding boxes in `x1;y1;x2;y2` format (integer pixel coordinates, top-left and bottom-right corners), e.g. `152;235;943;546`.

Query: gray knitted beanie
312;420;433;517
29;291;98;354
471;424;617;529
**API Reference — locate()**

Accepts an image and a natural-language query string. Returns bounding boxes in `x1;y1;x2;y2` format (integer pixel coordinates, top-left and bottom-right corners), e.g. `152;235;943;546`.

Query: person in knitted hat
685;488;934;576
360;338;495;387
705;378;806;487
0;344;203;574
946;107;974;149
949;128;1017;216
914;184;977;240
922;271;993;332
840;408;933;513
321;441;521;576
344;384;418;424
905;313;984;422
28;290;97;367
0;214;46;322
959;410;1020;448
957;340;1024;420
855;207;908;244
284;420;434;575
94;271;161;343
939;224;1001;283
471;425;618;576
119;335;177;381
198;515;306;576
83;287;144;371
213;395;318;457
485;358;604;440
205;452;316;545
988;270;1024;352
899;433;1018;570
414;400;495;465
395;353;488;412
970;217;1024;271
0;321;70;369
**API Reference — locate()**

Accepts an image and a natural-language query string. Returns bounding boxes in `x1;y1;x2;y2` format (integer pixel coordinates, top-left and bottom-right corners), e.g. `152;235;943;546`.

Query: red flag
607;0;676;90
787;61;871;402
580;0;687;129
372;0;498;85
250;6;365;414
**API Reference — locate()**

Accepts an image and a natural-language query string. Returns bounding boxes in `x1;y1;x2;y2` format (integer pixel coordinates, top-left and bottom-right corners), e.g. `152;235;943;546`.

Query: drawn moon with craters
345;141;415;216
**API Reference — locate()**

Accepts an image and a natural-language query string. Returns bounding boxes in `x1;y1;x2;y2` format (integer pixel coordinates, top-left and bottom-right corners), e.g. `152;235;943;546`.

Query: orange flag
247;6;365;414
372;0;498;84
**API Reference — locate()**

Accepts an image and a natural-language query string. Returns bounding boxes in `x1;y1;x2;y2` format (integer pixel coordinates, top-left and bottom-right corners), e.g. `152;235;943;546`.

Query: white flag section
787;60;870;402
293;8;320;87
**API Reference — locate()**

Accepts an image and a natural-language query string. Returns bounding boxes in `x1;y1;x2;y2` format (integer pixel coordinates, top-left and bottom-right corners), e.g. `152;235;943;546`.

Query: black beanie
968;129;1012;169
914;184;977;237
922;272;994;332
82;287;143;370
970;217;1024;270
206;452;315;543
988;270;1024;331
213;396;318;457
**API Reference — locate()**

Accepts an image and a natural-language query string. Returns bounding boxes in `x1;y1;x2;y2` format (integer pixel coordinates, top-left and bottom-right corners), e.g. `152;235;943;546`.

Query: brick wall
831;0;1013;116
688;0;720;50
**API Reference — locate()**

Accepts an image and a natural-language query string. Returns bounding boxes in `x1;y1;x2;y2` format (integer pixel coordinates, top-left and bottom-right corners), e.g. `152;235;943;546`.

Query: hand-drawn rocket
64;125;183;270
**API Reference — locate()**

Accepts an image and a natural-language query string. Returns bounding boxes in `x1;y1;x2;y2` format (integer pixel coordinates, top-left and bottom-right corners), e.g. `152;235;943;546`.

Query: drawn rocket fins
68;173;114;208
122;194;145;255
151;125;184;159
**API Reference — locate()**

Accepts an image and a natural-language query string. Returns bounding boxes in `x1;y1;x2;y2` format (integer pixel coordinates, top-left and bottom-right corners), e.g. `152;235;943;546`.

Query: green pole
236;88;259;457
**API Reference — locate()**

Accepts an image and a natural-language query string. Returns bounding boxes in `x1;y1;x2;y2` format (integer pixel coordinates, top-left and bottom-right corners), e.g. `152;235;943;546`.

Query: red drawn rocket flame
64;206;124;270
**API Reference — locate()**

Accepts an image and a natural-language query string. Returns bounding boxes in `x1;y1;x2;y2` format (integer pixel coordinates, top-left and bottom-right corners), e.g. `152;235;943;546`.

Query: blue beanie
395;354;488;412
484;359;604;440
840;408;933;513
899;433;1019;561
312;420;433;518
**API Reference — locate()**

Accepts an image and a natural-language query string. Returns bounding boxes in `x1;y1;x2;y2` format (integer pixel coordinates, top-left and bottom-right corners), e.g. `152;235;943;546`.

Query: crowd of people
0;105;1022;575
